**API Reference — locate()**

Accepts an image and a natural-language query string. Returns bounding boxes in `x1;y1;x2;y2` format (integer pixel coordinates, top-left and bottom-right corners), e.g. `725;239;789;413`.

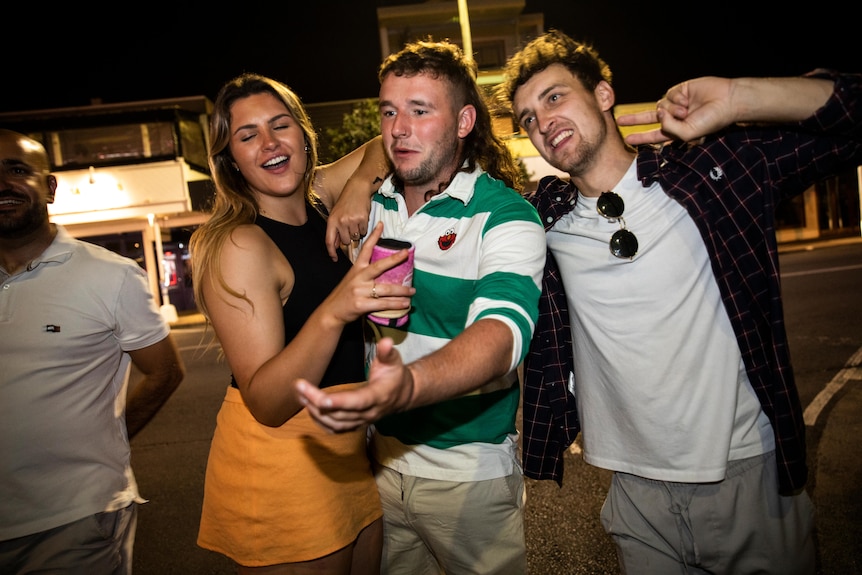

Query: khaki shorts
375;462;526;575
197;384;382;566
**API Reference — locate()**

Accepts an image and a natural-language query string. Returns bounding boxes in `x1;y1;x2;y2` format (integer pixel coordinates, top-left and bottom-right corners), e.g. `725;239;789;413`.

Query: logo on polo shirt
438;228;456;251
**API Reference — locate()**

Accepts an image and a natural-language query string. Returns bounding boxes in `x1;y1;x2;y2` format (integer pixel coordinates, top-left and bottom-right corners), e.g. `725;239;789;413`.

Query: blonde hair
189;73;320;319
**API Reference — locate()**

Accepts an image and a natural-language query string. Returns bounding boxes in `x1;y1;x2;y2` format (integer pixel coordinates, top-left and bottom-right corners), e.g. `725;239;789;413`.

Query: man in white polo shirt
0;128;185;574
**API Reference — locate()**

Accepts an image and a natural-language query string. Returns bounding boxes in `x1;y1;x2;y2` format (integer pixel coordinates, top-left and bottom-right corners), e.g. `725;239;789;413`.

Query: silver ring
371;284;378;299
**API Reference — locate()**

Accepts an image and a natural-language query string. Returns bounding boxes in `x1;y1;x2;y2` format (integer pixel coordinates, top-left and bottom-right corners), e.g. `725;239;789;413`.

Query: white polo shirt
0;225;170;540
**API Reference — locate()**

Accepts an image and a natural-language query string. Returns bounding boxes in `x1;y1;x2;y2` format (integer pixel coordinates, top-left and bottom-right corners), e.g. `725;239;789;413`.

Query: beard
552;121;607;178
393;135;461;188
558;141;598;177
0;201;48;239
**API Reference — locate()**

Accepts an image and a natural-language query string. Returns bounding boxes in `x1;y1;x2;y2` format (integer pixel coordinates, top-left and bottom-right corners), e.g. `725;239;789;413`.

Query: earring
304;145;310;153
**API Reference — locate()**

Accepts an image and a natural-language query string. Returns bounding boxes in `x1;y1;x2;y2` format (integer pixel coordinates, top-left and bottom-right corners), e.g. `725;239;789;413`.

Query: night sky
2;0;858;114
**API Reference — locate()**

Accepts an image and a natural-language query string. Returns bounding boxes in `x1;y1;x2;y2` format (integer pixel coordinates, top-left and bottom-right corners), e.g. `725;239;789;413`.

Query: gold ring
371;284;378;299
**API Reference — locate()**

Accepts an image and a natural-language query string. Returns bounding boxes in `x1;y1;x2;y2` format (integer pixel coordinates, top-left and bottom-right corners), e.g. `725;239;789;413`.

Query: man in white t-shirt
496;30;862;574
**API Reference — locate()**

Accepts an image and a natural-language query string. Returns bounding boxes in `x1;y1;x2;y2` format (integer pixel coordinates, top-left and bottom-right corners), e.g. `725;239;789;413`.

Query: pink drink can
368;238;414;328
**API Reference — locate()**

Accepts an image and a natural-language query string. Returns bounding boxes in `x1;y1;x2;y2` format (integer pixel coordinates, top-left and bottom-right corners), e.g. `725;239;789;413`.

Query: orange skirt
197;384;382;566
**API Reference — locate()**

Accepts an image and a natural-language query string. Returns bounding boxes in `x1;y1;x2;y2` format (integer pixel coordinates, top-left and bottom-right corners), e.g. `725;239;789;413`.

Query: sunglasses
597;191;639;259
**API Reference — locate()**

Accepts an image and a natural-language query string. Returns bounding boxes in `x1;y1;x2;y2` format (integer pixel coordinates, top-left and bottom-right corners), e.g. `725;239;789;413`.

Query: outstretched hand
619;76;734;146
296;337;413;432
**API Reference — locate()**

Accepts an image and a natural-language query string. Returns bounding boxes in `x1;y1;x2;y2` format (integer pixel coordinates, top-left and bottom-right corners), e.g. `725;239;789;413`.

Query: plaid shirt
523;70;862;492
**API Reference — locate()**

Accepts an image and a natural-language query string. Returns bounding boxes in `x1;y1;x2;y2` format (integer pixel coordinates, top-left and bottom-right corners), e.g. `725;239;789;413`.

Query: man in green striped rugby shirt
298;39;545;575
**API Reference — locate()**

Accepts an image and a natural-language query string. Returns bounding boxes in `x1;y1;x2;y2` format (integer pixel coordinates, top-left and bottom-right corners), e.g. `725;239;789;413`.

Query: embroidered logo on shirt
438;228;456;251
709;166;724;181
45;325;61;333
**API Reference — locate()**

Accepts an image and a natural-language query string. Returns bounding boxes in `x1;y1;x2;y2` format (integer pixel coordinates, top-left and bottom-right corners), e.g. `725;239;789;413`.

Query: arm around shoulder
314;135;389;210
317;135;391;258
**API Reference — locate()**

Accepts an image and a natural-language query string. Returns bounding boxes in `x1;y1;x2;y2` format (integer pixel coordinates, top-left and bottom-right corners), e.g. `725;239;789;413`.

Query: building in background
0;97;213;318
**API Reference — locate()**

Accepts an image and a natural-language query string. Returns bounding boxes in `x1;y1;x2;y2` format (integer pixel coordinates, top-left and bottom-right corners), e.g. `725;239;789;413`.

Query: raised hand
619;76;734;145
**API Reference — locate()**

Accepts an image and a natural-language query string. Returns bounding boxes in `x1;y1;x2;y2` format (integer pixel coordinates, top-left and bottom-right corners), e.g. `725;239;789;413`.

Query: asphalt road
129;239;862;574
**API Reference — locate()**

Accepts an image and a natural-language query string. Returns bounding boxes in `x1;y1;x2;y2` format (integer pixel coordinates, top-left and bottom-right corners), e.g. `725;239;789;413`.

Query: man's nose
536;110;553;134
391;115;409;138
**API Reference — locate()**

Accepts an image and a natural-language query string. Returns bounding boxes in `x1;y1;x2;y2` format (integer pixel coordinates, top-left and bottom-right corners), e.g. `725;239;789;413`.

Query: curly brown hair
496;29;612;111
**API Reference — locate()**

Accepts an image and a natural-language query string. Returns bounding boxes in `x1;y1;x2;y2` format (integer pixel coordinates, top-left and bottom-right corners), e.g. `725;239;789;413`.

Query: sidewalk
814;366;862;573
777;233;862;253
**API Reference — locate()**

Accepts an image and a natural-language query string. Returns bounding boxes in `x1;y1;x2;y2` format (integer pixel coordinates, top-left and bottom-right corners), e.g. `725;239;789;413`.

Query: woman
190;73;411;574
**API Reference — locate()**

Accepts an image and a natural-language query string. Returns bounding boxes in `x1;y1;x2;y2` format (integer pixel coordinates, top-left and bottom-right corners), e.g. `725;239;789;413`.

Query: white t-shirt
547;160;774;482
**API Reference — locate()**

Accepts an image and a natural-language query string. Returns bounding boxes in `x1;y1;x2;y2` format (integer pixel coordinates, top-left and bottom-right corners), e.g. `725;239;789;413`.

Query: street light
458;0;472;61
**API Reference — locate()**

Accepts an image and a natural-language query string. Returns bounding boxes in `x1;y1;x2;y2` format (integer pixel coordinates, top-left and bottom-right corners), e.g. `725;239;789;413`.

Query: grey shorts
600;451;815;575
0;504;137;575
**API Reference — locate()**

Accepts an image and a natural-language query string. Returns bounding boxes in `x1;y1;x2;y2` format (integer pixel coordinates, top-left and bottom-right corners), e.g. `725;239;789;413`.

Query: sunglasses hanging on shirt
596;191;639;259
